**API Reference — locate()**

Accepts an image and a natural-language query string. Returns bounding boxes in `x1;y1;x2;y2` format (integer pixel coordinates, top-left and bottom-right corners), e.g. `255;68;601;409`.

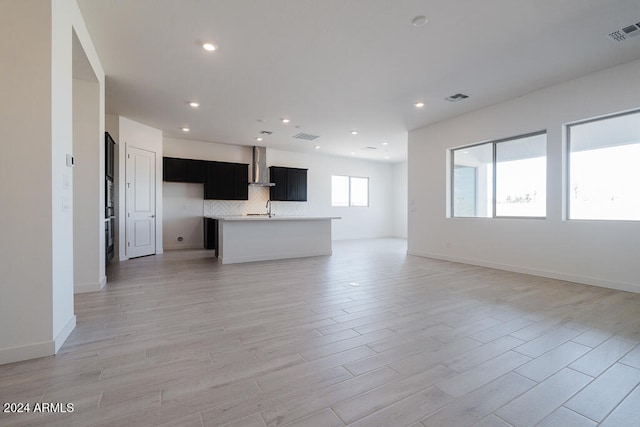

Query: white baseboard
0;340;54;365
74;275;106;294
220;250;332;265
0;316;76;365
408;250;640;294
164;244;203;251
54;315;76;353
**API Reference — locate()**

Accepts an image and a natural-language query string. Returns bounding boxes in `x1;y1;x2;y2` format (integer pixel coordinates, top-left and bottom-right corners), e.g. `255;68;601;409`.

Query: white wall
0;0;55;365
73;76;104;293
392;161;408;238
164;137;250;163
408;58;640;293
269;149;394;240
163;137;397;243
163;183;205;249
0;0;104;364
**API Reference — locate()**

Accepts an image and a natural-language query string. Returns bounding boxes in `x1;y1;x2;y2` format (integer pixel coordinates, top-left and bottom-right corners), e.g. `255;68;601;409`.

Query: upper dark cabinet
163;156;248;200
269;166;288;201
269;166;308;201
232;163;249;200
204;161;248;200
163;157;205;183
105;132;115;179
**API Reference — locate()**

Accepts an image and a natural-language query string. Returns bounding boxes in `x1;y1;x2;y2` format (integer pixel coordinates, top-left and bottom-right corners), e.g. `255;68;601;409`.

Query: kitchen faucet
266;199;272;218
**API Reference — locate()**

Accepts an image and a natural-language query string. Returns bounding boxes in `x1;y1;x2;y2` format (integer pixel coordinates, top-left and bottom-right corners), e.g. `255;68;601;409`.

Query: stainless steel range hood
249;146;275;186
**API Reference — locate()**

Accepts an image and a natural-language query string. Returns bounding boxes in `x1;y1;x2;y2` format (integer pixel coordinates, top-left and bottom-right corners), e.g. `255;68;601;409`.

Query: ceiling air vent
293;132;319;141
607;22;640;42
259;130;273;135
362;146;377;151
445;93;470;102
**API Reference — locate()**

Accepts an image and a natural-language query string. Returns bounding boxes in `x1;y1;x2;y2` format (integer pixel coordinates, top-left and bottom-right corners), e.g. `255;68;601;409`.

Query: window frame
331;174;370;207
450;130;547;219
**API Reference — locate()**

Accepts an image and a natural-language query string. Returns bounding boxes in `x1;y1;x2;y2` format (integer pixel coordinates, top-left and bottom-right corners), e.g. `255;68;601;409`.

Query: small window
451;131;547;218
331;175;349;206
331;175;369;207
568;110;640;221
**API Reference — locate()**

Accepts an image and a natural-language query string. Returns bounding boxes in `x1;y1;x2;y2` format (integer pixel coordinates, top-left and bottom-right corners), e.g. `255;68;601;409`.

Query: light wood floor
2;238;640;426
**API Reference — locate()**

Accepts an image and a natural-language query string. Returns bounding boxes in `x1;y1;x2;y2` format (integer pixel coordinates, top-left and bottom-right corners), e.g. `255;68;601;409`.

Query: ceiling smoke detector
412;16;428;27
445;93;470;102
607;22;640;42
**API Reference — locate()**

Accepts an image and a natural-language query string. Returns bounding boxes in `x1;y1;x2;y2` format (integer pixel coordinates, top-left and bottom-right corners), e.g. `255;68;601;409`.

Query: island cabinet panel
163;157;205;183
269;166;308;201
204;161;249;200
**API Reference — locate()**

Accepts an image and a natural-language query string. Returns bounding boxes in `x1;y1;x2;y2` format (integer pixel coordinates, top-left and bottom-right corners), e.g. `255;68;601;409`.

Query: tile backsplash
203;186;309;217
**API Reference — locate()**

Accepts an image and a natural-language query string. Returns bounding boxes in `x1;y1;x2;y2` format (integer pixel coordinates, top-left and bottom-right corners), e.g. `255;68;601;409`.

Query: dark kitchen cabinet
163;157;205;183
163;156;247;200
233;163;249;200
204;161;248;200
268;166;288;201
269;166;308;201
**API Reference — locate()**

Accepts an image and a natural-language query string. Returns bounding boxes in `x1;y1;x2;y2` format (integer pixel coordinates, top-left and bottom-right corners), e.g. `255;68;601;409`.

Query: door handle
150;215;155;218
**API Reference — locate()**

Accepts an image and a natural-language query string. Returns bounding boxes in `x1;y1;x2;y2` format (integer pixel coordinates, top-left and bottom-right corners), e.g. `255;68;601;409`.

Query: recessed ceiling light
351;130;358;135
350;151;356;155
189;102;200;108
281;118;290;124
314;145;320;149
202;43;216;51
414;102;425;108
181;127;190;132
382;142;389;146
412;16;428;26
256;137;263;142
384;156;390;159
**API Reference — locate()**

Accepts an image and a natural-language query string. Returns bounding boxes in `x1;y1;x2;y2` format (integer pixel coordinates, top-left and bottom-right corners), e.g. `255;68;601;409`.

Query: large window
331;175;369;207
451;132;547;218
568;110;640;220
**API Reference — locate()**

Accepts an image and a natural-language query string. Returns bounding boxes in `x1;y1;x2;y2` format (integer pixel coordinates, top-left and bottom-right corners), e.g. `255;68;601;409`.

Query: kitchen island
207;215;340;264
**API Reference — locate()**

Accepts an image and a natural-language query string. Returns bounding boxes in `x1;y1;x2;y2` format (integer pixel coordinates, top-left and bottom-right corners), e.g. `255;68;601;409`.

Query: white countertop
207;215;341;221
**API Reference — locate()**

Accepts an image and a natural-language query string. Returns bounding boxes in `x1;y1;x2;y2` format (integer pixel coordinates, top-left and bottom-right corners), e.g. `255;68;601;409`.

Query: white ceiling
76;0;640;163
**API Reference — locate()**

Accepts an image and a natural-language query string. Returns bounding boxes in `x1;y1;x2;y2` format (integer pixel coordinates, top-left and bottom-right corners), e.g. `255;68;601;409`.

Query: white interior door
126;146;156;258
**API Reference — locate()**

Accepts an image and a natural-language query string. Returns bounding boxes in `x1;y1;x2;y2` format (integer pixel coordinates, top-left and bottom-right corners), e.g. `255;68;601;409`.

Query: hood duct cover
249;146;275;186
